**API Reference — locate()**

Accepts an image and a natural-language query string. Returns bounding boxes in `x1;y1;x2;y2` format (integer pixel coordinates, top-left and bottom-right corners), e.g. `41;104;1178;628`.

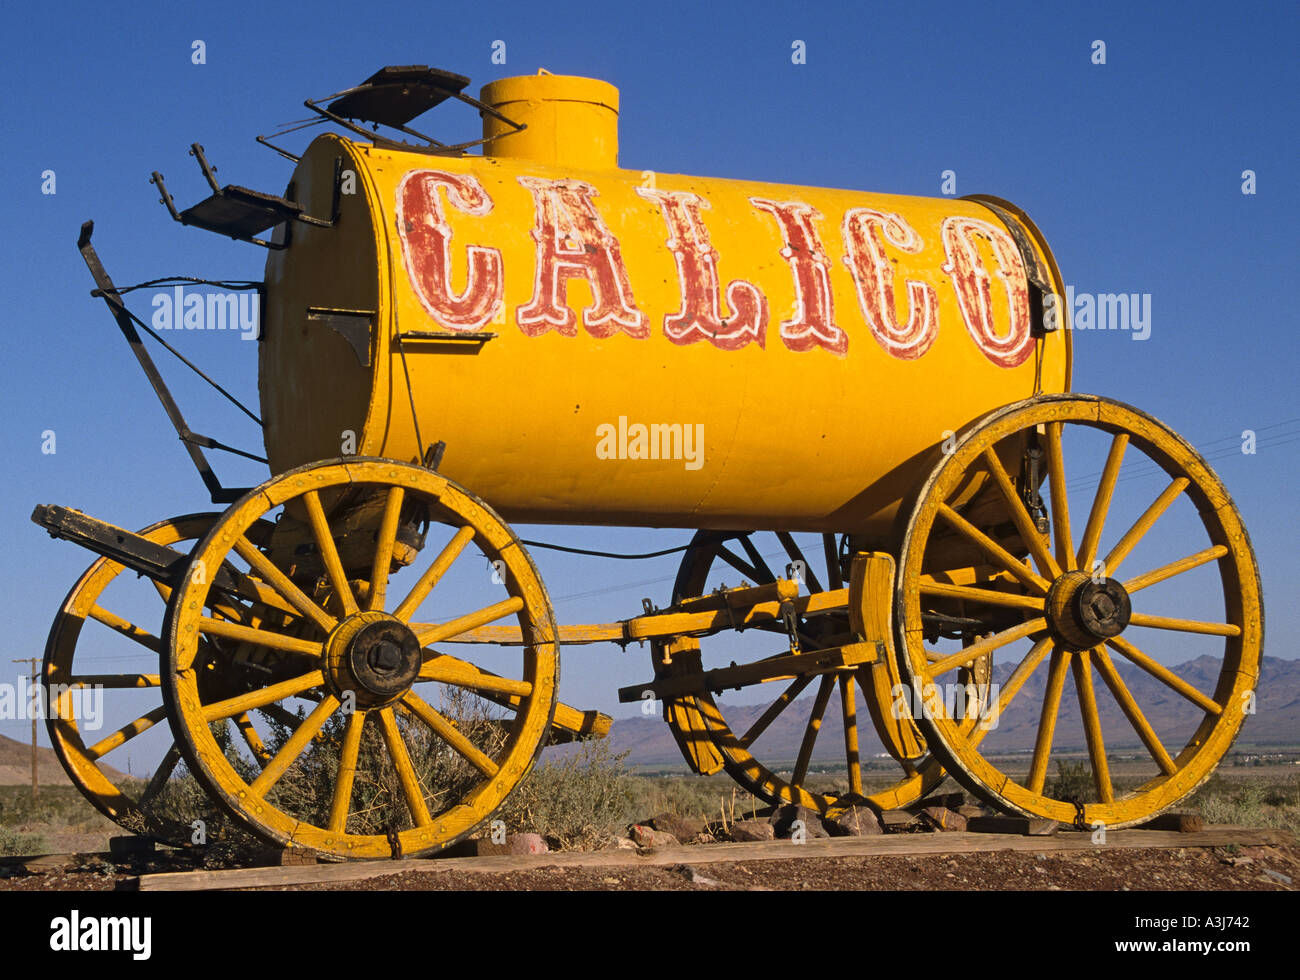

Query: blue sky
1;0;1295;759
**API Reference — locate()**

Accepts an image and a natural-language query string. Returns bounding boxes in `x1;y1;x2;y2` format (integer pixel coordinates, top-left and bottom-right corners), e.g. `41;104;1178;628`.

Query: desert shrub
1189;776;1300;834
0;826;48;857
495;740;637;850
1047;759;1093;802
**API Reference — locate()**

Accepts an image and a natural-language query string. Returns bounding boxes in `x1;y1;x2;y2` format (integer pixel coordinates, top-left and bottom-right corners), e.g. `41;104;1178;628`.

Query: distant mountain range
545;655;1300;767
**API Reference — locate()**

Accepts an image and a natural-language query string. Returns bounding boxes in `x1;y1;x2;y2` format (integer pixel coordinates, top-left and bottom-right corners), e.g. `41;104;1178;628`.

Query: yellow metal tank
260;73;1071;536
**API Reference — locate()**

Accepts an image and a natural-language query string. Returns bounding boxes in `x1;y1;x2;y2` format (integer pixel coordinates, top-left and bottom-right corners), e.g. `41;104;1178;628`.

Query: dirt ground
1;841;1295;892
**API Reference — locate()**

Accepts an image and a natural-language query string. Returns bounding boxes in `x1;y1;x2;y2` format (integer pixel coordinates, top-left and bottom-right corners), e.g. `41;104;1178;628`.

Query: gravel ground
1;842;1295;892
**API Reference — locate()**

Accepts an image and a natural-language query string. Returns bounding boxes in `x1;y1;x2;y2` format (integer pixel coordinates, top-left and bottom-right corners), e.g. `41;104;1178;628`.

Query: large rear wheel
896;395;1262;829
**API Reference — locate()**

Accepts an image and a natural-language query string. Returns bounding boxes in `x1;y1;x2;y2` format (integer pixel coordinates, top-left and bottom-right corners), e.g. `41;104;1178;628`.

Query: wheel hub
325;611;422;707
1044;570;1131;651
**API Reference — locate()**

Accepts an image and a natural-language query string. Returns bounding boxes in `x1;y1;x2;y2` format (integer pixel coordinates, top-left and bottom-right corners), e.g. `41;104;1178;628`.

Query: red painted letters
395;173;1039;369
636;188;767;349
396;170;503;331
842;208;938;360
941;216;1033;368
515;176;647;339
749;198;848;356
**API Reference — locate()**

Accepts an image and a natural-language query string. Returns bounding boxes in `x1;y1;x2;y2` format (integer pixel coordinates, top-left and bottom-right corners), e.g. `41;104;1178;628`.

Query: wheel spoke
417;652;533;698
1102;477;1189;576
1026;648;1072;794
149;577;173;605
302;490;359;617
88;605;162;653
776;532;822;593
368;486;406;611
715;542;763;583
1127;612;1240;637
937;503;1051;593
791;675;835;786
234;711;271;764
822;534;843;590
1105;636;1222;715
1092;646;1176;775
328;709;367;832
1076;433;1128;572
232;535;336;634
198;617;324;658
201;670;326;722
85;705;169;760
969;636;1054;749
412;595;524;647
1123;545;1228;594
378;707;433;827
401;691;499;776
1072;649;1113;803
1044;422;1076;571
139;745;181;805
839;673;862;796
739;675;812;748
919;580;1046;611
739;535;778;584
981;447;1061;580
925;618;1047;678
393;525;476;621
249;694;340;798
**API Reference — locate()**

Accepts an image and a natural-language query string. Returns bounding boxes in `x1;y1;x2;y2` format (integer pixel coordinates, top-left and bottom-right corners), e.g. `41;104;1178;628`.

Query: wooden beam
132;826;1297;891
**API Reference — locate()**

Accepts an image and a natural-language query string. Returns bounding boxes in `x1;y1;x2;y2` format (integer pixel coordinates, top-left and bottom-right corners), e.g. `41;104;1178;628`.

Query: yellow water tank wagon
260;72;1071;535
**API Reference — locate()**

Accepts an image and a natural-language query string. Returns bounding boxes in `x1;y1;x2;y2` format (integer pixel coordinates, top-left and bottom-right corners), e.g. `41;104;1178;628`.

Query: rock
915;792;965;811
507;832;549;855
671;863;720;887
600;835;639;851
879;809;921;832
729;819;776;842
823;805;882;837
1139;812;1204;833
630;824;680;849
955;804;987;819
651;812;706;841
108;836;155;858
919;806;967;832
768;804;828;840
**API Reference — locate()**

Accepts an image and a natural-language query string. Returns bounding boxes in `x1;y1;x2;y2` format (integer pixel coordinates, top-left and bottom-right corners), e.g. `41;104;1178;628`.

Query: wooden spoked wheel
896;394;1262;829
161;459;558;859
44;514;236;844
665;530;948;813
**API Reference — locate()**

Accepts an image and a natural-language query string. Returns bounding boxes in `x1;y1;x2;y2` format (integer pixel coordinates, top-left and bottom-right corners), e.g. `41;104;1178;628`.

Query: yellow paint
164;460;559;859
43;514;218;844
261;73;1070;537
895;394;1263;828
481;73;620;169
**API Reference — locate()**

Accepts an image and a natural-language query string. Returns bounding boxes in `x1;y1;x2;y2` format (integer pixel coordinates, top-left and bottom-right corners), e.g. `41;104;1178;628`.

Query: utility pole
12;658;39;800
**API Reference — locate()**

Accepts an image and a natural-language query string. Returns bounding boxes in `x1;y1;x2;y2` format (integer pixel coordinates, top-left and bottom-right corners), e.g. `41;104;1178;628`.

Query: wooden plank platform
133;826;1295;892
